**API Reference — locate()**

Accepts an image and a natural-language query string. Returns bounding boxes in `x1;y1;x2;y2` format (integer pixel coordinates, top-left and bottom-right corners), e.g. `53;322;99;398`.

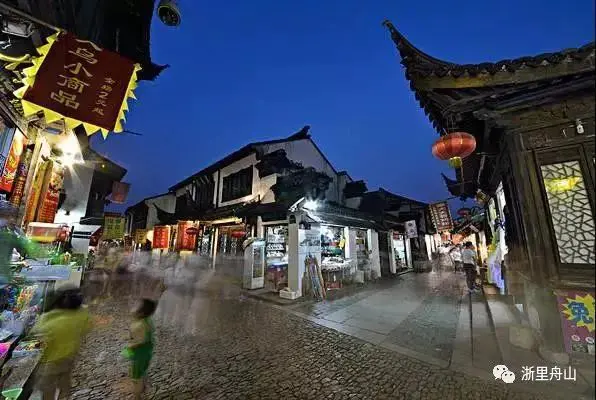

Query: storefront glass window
541;161;595;264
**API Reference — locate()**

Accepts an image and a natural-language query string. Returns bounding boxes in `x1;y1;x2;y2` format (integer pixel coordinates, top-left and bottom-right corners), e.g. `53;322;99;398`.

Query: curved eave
383;20;596;133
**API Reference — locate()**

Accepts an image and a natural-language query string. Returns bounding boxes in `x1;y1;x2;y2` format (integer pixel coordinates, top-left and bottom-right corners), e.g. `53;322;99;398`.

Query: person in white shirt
449;245;463;272
462;242;479;293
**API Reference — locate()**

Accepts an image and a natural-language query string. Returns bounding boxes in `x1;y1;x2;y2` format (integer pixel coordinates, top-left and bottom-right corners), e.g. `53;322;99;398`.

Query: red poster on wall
153;226;170;249
36;162;64;223
0;129;26;192
176;221;198;251
9;146;33;207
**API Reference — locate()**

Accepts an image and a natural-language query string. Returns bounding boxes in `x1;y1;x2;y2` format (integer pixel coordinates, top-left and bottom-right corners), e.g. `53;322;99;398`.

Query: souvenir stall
282;199;381;300
264;225;288;292
0;259;71;399
391;232;412;272
320;225;352;289
25;222;83;289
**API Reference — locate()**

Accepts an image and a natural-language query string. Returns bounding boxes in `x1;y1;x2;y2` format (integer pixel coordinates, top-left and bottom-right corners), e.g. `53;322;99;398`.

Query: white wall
55;163;94;225
145;193;176;229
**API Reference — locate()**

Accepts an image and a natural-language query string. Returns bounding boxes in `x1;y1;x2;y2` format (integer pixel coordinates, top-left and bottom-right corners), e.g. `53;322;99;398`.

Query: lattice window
541;161;595;264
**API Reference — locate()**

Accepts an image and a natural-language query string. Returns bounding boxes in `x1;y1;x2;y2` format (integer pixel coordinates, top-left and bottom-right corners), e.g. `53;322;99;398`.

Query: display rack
265;226;288;291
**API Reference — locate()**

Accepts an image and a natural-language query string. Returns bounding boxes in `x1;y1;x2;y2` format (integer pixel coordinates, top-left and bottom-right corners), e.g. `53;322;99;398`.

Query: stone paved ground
65;270;576;400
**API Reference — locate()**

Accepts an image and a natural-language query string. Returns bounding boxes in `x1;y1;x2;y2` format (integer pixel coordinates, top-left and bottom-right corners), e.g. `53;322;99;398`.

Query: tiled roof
383;20;595;81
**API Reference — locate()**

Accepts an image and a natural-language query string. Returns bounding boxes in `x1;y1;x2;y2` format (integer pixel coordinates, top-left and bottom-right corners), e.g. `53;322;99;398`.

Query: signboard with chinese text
17;32;140;138
103;214;125;240
153;226;170;249
429;202;453;232
0;129;26;192
36;162;64;223
9;146;33;207
556;290;595;355
176;221;198;251
24;160;49;225
134;229;147;244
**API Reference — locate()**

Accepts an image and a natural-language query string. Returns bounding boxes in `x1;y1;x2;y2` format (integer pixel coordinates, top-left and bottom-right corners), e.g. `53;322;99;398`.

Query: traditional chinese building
384;21;595;362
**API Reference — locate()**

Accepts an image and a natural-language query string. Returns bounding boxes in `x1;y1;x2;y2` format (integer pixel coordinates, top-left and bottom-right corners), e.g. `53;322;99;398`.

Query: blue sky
92;0;595;210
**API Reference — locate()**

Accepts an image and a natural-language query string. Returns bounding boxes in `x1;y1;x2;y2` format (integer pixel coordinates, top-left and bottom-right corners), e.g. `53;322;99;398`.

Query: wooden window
221;167;253;202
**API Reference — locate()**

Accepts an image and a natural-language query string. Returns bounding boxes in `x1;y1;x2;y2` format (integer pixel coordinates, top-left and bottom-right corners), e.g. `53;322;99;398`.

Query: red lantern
431;132;476;168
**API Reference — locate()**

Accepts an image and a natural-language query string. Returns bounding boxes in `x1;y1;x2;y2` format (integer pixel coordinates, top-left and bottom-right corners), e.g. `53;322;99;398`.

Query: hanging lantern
431;132;476;168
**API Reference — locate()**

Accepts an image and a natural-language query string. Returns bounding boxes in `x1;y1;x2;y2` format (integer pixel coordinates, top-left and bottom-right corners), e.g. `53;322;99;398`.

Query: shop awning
304;210;378;230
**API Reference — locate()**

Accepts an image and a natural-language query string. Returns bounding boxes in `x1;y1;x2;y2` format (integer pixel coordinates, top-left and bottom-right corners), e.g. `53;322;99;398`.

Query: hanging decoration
111;181;131;204
431;131;476;168
13;32;141;139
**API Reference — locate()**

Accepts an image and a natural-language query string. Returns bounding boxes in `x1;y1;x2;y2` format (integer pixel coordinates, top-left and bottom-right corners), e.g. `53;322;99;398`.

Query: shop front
280;199;382;300
390;232;412;273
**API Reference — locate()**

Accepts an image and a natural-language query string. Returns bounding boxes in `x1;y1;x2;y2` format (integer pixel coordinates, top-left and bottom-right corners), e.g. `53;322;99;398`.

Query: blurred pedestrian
122;299;156;400
462;242;479;293
31;286;91;400
449;244;463;272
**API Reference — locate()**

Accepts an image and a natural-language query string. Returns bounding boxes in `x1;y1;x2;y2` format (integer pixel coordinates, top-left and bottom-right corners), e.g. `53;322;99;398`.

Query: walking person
122;299;156;400
462;242;479;293
449;244;463;272
31;286;92;400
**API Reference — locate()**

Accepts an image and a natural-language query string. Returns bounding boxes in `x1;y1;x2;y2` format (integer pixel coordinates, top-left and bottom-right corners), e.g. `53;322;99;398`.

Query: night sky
92;0;594;211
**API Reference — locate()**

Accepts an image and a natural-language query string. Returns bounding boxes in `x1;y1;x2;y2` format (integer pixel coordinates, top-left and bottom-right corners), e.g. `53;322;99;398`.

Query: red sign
0;130;26;192
37;162;64;223
22;32;136;132
9;146;33;207
111;181;130;204
153;226;170;249
176;221;197;251
556;291;595;355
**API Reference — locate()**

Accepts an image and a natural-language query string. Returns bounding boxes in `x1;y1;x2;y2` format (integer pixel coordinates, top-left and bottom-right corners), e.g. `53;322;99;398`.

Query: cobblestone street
65;268;588;400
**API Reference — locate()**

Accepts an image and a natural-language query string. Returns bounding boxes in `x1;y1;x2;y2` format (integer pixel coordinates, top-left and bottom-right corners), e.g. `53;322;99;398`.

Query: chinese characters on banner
111;181;130;204
153;226;170;249
103;214;125;240
8;146;33;206
24;160;49;225
19;32;139;137
176;221;198;251
134;229;147;245
0;129;26;192
429;202;453;232
556;291;595;355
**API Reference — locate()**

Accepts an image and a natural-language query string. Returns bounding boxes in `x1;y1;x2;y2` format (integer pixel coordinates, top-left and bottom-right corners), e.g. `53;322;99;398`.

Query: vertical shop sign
36;161;64;223
103;213;125;240
24;159;50;224
0;129;26;192
429;201;453;232
556;291;595;355
17;32;140;138
9;146;33;207
134;228;147;244
153;226;170;249
176;221;198;251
